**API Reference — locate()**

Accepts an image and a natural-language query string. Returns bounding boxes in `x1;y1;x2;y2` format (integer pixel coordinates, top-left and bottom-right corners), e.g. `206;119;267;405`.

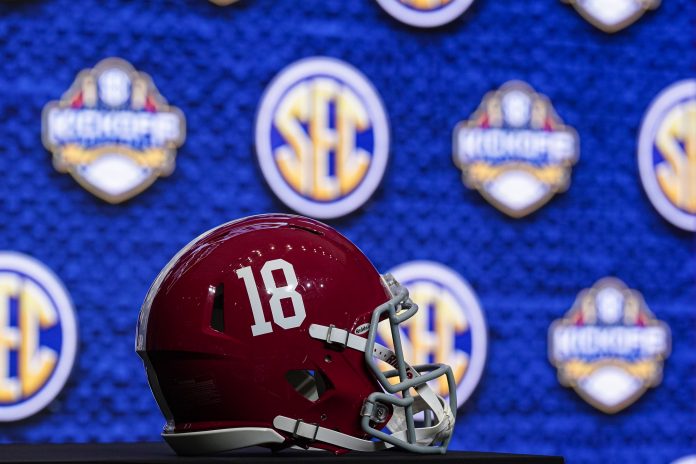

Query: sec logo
255;58;390;219
0;252;77;422
638;79;696;232
378;261;487;411
375;0;475;28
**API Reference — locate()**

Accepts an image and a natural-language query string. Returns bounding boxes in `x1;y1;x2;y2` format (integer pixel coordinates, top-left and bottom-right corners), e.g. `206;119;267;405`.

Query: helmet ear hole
285;369;332;402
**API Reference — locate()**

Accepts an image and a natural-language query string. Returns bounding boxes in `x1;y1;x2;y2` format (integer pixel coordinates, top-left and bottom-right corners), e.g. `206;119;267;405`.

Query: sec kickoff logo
255;57;390;219
378;261;487;412
0;252;77;421
374;0;475;28
638;79;696;232
453;81;579;218
562;0;660;33
549;278;670;414
42;58;186;204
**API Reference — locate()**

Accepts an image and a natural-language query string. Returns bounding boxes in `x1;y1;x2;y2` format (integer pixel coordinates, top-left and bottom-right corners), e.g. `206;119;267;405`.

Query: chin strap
273;324;454;453
273;416;389;452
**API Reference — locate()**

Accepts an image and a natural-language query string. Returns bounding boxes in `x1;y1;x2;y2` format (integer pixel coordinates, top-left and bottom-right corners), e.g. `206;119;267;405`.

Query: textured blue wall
0;0;693;462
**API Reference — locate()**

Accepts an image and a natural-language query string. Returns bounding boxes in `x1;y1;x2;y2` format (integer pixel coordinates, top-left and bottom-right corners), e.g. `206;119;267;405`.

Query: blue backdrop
0;0;693;462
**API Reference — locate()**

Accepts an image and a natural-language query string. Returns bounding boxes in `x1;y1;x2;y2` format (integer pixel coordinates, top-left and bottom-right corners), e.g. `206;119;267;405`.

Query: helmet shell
136;214;392;448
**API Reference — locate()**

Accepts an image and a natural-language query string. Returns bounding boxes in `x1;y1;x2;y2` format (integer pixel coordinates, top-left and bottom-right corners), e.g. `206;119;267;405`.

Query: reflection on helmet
136;214;456;455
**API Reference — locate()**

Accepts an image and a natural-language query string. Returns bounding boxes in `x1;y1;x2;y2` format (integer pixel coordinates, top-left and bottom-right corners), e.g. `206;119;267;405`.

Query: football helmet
136;214;456;455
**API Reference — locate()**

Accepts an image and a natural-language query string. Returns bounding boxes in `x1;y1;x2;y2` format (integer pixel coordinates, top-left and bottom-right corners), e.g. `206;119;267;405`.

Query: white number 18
236;259;306;336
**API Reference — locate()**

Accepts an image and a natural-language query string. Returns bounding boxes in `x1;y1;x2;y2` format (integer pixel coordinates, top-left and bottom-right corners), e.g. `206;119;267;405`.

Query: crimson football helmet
136;214;456;455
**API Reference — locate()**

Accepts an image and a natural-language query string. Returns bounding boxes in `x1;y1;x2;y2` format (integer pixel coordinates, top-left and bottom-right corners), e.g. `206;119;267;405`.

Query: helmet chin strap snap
360;399;389;424
276;323;455;454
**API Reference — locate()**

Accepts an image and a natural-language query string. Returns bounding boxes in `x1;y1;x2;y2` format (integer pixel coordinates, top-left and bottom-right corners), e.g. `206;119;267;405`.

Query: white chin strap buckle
291;419;319;442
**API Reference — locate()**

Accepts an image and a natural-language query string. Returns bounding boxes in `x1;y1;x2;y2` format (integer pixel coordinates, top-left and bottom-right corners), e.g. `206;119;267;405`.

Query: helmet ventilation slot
210;283;225;333
285;369;331;402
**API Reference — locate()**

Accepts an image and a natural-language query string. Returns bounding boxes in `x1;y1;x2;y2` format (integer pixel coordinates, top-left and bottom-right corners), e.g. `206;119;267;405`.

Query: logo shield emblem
453;81;579;218
562;0;661;33
549;278;671;413
42;58;186;204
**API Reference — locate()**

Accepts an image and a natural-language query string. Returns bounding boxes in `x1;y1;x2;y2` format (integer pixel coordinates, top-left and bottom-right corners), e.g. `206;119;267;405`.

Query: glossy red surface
137;214;393;451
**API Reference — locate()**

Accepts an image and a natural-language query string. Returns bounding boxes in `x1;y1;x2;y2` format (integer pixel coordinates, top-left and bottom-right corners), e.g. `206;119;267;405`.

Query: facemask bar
362;274;458;454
